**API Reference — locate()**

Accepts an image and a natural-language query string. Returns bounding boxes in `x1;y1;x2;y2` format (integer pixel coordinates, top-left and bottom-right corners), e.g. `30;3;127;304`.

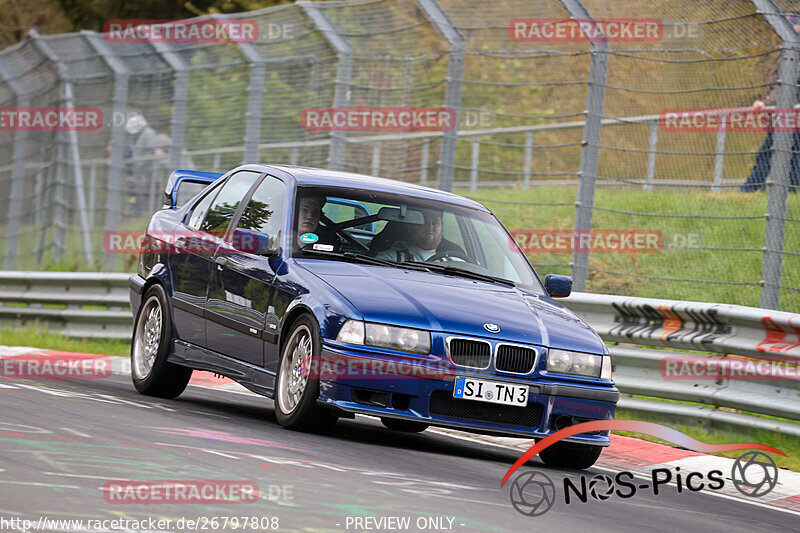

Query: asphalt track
0;373;796;533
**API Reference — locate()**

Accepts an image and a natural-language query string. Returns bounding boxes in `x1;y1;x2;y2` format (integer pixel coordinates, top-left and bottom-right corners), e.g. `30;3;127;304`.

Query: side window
186;184;219;230
235;175;286;238
198;171;261;234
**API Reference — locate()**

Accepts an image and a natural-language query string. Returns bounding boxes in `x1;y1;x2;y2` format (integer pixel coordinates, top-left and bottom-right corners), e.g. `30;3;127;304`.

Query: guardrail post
0;59;29;269
151;41;189;171
523;131;533;188
712;121;726;193
645;121;657;192
418;0;465;192
83;31;129;270
751;0;800;310
300;2;352;171
29;29;94;264
559;0;608;292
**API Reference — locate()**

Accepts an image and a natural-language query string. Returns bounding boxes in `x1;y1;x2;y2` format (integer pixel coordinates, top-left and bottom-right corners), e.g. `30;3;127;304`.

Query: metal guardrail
563;292;800;437
0;272;798;436
0;272;132;339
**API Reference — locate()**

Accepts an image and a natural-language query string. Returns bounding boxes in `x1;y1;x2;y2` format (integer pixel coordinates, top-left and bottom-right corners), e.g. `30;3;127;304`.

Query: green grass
0;326;130;357
615;408;800;472
458;186;800;310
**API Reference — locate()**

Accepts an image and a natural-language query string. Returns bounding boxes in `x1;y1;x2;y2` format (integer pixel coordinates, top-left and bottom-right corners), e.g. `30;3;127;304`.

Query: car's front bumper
317;343;618;446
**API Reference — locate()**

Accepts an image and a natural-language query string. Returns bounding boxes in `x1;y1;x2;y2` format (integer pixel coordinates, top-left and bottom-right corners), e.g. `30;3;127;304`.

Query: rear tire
274;314;337;433
381;418;429;433
538;441;602;470
131;285;192;398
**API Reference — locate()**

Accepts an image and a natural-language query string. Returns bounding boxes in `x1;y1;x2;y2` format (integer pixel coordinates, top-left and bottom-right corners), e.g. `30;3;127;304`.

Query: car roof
255;164;491;213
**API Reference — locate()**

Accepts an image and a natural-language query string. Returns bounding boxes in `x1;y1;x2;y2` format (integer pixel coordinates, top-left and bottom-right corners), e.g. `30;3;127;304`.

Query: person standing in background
740;14;800;193
123;113;194;215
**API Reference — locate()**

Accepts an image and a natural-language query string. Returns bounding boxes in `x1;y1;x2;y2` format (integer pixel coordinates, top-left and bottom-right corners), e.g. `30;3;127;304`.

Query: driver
376;208;466;262
295;196;341;251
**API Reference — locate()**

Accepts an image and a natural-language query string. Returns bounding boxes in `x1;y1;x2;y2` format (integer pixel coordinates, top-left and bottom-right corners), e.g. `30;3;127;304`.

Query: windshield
291;186;543;292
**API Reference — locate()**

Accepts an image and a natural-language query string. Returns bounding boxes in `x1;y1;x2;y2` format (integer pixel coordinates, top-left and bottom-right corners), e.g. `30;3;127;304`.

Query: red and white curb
3;346;800;514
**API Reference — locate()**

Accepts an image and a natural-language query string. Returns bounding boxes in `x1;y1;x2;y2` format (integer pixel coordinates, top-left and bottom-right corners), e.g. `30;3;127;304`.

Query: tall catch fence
0;0;797;311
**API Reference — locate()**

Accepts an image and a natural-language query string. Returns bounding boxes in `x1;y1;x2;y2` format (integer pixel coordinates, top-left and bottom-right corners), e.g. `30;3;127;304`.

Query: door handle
215;256;228;270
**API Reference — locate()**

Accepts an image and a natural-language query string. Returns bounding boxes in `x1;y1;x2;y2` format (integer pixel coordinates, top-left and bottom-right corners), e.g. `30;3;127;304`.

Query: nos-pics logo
502;420;782;517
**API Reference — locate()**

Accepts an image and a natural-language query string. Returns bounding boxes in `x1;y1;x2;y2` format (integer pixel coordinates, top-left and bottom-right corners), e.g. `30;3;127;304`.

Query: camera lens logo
732;451;778;497
587;474;614;501
509;471;556;516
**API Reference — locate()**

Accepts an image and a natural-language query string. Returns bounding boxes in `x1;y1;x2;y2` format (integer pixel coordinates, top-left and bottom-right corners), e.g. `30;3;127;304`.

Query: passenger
295;196;341;250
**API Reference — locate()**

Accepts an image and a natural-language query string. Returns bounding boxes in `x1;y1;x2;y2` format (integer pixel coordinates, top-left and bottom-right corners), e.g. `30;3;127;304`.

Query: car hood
297;260;606;354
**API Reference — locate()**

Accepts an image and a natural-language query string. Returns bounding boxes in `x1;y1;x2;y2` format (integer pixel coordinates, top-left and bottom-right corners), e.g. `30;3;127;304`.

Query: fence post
712;120;726;193
300;2;352;171
645;121;658;192
559;1;608;292
420;138;430;185
151;41;189;171
470;137;480;191
84;31;129;270
751;0;800;310
29;29;94;264
418;0;465;192
523;131;533;188
235;37;267;164
0;59;29;269
372;142;381;176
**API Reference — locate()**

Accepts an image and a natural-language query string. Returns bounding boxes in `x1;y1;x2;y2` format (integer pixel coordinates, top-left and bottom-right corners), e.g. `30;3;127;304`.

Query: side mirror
544;274;572;298
231;228;279;257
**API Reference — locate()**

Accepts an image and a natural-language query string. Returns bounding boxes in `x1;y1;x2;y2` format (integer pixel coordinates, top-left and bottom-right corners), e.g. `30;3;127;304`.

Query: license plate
453;377;528;406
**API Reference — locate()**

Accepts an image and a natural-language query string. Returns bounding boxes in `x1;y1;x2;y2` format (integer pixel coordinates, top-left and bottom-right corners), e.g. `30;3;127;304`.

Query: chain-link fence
0;0;797;311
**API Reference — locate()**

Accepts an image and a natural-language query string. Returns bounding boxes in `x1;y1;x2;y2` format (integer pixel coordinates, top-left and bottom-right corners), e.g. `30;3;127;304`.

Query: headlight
336;320;431;355
367;323;430;355
336;319;364;344
547;348;606;378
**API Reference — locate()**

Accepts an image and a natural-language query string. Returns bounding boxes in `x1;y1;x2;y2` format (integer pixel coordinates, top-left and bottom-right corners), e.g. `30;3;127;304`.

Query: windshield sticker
300;233;319;244
313;243;334;251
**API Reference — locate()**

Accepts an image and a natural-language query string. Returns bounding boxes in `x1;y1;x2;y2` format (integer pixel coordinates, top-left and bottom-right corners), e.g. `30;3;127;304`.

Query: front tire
131;285;192;398
274;314;337;433
538;441;602;470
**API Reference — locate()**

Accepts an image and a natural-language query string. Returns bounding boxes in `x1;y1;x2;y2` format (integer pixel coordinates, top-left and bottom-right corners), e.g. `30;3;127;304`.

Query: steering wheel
426;250;473;263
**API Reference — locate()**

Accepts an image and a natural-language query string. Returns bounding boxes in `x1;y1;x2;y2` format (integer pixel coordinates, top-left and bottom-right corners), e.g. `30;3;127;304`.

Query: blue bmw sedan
129;164;618;469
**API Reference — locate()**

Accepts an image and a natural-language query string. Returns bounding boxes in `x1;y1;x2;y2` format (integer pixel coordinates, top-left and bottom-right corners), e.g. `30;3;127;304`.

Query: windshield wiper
299;249;430;271
402;261;516;287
